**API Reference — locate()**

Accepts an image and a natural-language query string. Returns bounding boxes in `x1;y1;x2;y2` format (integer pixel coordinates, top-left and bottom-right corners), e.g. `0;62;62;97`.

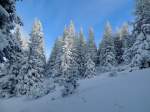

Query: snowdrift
0;69;150;112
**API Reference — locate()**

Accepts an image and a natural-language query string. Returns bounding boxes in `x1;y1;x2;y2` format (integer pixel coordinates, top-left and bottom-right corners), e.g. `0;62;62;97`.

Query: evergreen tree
0;0;22;63
130;0;150;68
0;51;24;97
133;0;150;36
0;0;24;97
52;22;79;96
84;53;96;78
29;19;46;73
51;37;63;83
98;22;116;72
16;19;46;97
14;25;22;47
87;27;97;64
120;23;133;65
61;34;79;96
0;32;25;97
76;28;87;78
120;23;131;49
46;37;61;77
114;29;124;65
14;25;29;51
131;33;150;68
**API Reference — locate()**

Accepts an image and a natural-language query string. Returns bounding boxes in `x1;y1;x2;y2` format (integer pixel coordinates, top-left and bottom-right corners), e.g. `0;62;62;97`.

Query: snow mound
0;69;150;112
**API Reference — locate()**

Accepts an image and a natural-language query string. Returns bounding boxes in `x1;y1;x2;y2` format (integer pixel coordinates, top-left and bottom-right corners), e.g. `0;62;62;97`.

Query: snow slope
0;69;150;112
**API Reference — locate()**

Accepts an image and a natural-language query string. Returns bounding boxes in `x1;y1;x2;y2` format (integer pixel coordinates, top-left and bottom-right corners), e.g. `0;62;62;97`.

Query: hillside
0;69;150;112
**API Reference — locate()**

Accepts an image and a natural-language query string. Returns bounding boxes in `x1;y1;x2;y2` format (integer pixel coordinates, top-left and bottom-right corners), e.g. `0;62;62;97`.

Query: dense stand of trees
0;0;150;98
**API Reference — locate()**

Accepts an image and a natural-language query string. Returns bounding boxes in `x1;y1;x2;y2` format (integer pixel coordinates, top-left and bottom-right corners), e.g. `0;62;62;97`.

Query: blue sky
16;0;135;57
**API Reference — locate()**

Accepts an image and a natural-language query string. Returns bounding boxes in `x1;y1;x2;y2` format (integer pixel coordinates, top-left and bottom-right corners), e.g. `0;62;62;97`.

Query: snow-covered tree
114;29;124;65
14;25;29;51
120;23;131;49
0;0;24;97
130;0;150;69
76;28;87;78
84;53;96;78
29;19;46;73
120;23;133;65
61;34;79;96
98;22;116;72
87;27;97;64
16;19;46;97
0;48;25;97
46;37;61;77
133;0;150;36
51;37;63;83
0;0;22;63
52;22;79;96
14;25;23;47
68;20;76;38
131;33;150;68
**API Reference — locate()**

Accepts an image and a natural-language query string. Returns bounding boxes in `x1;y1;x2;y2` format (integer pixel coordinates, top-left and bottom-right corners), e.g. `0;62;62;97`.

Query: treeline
0;0;150;98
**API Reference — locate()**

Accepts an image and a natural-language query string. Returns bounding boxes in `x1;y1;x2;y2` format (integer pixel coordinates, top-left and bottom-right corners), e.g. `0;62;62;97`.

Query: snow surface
0;69;150;112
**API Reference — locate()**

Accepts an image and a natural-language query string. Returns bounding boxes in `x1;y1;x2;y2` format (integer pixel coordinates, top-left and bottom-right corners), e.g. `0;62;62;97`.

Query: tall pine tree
46;37;61;77
0;0;22;63
98;22;116;72
114;29;124;65
131;0;150;68
17;19;46;97
84;53;96;78
87;27;97;64
76;28;87;78
0;0;24;98
52;22;79;96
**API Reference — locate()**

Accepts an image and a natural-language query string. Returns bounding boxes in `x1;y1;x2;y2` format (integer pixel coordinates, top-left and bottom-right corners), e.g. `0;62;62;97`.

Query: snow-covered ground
0;69;150;112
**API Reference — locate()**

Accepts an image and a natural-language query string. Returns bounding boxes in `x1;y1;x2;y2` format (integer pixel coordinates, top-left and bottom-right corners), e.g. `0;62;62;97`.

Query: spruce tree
29;19;46;73
131;33;150;68
14;25;23;47
98;22;116;72
120;23;133;65
87;27;97;64
0;0;22;62
52;22;79;96
133;0;150;36
14;25;29;51
121;23;131;49
61;34;79;96
114;29;124;65
0;51;24;97
46;37;61;77
0;0;24;97
76;28;87;78
17;19;46;97
84;53;96;78
131;0;150;68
